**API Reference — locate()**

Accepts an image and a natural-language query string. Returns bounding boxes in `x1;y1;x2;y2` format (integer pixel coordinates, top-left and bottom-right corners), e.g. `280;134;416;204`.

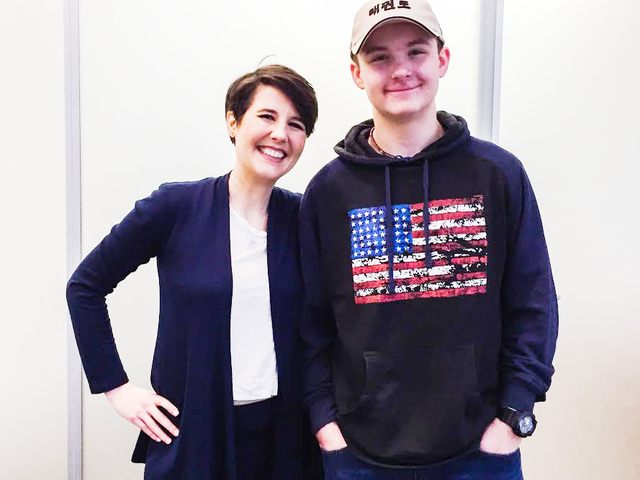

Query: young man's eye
367;54;388;63
409;49;427;57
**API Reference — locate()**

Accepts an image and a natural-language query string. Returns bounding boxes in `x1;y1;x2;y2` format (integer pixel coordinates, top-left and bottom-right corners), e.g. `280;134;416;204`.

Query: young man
299;0;558;478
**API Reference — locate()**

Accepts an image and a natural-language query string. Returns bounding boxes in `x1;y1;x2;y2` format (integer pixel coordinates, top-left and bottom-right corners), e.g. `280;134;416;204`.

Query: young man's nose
390;62;412;79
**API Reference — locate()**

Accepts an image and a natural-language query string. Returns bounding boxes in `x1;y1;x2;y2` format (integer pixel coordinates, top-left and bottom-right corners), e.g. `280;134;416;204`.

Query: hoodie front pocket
340;346;480;464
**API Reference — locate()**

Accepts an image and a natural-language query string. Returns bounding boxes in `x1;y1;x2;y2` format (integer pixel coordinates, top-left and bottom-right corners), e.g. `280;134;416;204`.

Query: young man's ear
225;111;237;139
438;46;451;78
350;60;365;90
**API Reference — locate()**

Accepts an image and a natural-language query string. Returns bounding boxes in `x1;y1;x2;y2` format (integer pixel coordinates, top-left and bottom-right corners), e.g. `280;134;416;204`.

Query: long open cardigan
67;175;320;479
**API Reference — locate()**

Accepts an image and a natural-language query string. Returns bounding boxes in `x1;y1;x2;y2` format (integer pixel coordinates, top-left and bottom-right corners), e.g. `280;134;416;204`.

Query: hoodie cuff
499;383;538;413
309;398;338;434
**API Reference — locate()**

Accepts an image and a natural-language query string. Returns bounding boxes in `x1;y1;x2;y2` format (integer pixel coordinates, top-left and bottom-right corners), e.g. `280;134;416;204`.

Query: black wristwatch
498;407;537;438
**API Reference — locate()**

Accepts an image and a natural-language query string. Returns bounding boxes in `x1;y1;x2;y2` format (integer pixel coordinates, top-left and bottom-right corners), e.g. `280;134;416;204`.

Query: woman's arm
66;184;180;443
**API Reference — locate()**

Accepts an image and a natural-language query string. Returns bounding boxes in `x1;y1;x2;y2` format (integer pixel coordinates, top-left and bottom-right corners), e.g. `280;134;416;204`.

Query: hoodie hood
334;111;470;167
333;112;470;294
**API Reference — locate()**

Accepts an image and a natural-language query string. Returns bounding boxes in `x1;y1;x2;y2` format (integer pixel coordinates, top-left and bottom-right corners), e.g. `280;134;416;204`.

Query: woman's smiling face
227;84;307;185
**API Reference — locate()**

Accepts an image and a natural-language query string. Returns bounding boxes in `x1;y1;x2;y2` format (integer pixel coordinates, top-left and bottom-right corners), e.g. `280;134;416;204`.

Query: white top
229;207;278;405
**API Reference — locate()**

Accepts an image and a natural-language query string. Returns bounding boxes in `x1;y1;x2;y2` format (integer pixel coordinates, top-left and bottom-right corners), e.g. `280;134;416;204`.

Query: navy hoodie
299;112;558;466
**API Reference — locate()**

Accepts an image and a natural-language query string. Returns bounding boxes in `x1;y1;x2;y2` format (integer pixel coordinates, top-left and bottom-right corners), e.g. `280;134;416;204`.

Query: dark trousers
233;398;277;480
322;447;523;480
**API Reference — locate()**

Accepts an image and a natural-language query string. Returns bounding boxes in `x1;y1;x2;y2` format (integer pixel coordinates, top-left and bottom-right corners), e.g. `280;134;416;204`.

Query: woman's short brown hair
225;64;318;143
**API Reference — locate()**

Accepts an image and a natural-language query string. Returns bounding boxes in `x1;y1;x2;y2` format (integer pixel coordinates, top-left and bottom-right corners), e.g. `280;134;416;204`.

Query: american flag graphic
349;195;488;304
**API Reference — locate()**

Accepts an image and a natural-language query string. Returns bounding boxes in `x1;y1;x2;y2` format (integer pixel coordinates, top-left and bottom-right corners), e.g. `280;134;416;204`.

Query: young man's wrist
499;382;537;413
309;400;338;434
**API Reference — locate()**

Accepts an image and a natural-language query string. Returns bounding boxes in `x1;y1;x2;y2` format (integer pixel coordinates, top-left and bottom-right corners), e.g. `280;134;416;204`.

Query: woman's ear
226;111;237;139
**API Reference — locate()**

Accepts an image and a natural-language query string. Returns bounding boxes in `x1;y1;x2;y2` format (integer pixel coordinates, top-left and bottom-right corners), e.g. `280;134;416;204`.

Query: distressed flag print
349;195;488;304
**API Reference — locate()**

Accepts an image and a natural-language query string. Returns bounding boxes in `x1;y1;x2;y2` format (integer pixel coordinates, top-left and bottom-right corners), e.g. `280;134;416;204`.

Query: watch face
518;415;535;435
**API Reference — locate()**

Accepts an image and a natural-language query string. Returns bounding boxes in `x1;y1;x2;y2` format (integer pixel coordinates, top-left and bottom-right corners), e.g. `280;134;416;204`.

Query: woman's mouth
258;146;287;160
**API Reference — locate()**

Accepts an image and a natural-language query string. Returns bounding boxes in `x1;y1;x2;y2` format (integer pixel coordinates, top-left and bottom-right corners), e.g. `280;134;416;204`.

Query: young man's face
351;21;450;122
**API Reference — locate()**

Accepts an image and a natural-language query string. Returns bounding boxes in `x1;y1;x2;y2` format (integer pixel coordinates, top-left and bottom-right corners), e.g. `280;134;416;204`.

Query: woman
67;64;320;479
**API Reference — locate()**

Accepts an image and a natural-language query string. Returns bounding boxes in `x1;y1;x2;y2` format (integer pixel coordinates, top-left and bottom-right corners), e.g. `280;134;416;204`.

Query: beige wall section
78;1;486;478
0;1;68;479
500;1;640;479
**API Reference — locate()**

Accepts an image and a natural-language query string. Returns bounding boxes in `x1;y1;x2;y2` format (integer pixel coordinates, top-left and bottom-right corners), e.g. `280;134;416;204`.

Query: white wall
500;1;640;478
0;1;68;479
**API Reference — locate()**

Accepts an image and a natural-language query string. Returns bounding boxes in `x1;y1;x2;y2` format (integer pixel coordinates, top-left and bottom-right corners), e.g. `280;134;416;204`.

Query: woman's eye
289;122;305;131
259;113;275;120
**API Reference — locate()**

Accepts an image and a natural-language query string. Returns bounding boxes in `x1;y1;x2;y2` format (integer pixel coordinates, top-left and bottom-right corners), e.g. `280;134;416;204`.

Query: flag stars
350;204;418;261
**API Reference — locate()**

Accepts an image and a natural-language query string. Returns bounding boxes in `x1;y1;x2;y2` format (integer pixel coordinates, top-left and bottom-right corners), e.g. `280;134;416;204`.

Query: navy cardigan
67;175;320;479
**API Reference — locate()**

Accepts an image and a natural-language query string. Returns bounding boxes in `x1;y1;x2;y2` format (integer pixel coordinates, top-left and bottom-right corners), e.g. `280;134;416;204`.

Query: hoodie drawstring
384;166;396;294
422;159;432;270
384;160;432;295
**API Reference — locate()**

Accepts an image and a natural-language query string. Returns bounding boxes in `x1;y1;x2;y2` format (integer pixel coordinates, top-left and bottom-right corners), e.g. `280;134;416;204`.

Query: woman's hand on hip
105;382;180;444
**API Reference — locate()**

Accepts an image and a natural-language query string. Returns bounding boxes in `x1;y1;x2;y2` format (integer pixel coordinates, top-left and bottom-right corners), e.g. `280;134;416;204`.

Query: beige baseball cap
350;0;444;55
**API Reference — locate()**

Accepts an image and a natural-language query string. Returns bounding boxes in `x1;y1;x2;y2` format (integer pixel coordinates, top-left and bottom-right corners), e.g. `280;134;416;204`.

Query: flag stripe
355;271;488;290
412;196;484;209
354;285;487;304
353;256;487;276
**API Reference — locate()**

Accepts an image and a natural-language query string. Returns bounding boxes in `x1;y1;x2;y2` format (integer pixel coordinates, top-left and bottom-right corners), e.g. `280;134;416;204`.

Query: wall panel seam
64;0;82;478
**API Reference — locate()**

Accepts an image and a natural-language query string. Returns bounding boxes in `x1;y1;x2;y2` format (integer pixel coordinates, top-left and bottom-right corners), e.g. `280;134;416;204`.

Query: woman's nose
270;122;287;142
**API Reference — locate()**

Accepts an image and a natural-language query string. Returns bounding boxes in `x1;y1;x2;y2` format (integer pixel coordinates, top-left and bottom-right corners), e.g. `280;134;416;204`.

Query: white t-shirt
229;207;278;405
